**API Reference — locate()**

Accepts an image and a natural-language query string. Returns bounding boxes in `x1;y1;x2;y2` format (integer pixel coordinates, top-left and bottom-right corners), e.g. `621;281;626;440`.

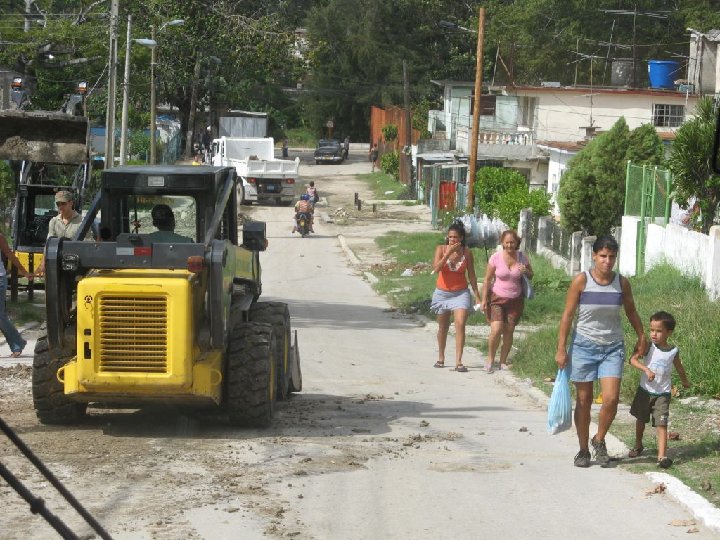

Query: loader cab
95;165;239;245
12;161;90;252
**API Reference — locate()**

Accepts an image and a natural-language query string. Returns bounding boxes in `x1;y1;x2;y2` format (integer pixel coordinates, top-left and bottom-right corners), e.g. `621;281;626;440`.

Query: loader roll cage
44;166;266;357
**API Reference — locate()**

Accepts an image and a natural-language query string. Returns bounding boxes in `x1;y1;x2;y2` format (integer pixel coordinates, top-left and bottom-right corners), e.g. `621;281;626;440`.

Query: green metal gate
624;161;672;274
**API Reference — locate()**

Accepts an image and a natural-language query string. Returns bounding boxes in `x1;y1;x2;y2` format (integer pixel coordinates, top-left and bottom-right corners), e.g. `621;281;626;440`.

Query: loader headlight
61;253;80;272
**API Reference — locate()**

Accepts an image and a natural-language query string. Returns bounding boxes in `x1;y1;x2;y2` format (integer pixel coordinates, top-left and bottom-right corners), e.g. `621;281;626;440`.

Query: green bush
382;124;398;142
475;167;550;228
380;150;400;180
128;130;151;161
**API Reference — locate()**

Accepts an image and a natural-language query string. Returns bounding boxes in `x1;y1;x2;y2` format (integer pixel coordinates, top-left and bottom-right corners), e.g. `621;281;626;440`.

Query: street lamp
119;14;155;165
439;10;486;212
150;19;184;165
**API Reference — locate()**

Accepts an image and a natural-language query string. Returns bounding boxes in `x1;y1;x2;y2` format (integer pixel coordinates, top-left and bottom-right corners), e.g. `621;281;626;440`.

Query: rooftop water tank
611;59;634;86
648;60;680;89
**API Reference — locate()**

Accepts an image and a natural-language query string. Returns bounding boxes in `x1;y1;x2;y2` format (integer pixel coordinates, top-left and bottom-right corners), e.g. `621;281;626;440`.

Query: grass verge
283;127;317;148
372;231;720;507
362;172;411;200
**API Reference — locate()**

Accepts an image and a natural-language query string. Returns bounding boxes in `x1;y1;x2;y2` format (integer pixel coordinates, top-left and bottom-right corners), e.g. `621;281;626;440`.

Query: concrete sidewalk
336;211;720;535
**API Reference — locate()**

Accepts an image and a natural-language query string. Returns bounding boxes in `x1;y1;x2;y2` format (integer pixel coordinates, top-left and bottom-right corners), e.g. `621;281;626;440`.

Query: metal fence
624;161;673;274
159;128;182;165
535;215;572;259
422;163;468;227
624;162;672;220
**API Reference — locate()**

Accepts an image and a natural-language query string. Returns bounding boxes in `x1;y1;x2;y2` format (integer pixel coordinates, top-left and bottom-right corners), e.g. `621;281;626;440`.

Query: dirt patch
0;368;453;539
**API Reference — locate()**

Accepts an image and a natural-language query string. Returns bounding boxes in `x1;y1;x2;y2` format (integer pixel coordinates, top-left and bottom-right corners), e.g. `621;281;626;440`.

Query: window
652;104;684;127
470;94;496;116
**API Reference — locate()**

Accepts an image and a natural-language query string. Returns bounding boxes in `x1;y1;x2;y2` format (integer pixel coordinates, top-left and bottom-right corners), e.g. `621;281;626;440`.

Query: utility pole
402;60;412;186
150;24;157;164
119;14;131;166
24;0;31;32
467;7;485;213
104;0;119;169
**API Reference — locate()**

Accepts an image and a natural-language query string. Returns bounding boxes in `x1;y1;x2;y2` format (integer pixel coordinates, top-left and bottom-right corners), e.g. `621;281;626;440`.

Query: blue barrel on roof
648;60;680;89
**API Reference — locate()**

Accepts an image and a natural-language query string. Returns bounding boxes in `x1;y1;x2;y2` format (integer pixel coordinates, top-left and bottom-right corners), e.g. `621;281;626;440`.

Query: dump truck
0;89;92;298
211;136;299;206
33;165;301;426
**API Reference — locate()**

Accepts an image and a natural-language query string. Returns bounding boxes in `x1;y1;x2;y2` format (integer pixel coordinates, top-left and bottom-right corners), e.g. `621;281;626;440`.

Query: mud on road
0;161;437;540
1;363;466;539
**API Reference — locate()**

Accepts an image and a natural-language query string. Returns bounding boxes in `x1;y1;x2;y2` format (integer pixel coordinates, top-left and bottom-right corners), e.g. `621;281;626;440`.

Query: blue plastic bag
547;367;572;435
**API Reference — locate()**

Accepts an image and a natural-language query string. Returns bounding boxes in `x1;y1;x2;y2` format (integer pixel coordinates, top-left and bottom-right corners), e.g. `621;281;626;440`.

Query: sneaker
574;449;591;468
591;436;610;464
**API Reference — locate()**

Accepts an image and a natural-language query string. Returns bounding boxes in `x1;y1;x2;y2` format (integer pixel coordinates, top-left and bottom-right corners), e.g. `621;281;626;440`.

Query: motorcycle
296;212;311;238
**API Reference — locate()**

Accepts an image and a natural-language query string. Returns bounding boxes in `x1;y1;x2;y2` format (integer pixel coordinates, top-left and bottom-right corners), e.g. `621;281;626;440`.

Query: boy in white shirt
629;311;690;468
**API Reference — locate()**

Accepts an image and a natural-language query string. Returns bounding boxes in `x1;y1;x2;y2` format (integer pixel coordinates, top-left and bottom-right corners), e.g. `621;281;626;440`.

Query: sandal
485;362;494;374
657;456;673;469
433;361;445;368
628;446;644;458
453;364;468;372
9;351;23;358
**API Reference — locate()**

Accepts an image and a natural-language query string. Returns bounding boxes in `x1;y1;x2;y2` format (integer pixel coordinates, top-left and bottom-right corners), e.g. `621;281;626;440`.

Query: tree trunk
184;56;202;158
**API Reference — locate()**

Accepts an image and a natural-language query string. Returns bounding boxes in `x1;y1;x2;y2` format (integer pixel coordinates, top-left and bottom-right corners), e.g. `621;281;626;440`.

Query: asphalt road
1;155;718;539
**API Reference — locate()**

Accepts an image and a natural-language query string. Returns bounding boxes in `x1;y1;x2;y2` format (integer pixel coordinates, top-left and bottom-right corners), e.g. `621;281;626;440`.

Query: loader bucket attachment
0;110;89;163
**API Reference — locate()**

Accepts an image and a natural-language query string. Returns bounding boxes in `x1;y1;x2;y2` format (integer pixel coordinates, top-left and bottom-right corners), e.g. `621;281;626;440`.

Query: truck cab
212;136;299;206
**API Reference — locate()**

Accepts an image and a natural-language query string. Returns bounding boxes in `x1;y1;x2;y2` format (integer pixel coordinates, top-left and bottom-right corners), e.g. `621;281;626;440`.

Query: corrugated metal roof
537;140;587;152
703;29;720;41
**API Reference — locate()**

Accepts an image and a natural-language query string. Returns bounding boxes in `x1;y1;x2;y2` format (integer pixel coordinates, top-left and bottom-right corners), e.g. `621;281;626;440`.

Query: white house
427;80;700;209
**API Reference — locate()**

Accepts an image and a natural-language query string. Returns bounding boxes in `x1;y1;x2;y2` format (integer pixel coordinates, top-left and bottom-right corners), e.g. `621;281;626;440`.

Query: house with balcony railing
426;78;700;207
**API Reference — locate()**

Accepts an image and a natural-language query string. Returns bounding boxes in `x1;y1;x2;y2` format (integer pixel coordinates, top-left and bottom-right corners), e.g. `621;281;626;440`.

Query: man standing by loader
47;191;82;239
36;191;83;277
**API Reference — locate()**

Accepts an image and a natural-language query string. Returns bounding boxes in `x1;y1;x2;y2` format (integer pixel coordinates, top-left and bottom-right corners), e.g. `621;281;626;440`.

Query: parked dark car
314;139;345;164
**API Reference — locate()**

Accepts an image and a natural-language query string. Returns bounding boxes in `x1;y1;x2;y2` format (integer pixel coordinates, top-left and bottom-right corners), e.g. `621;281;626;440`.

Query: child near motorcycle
292;194;315;234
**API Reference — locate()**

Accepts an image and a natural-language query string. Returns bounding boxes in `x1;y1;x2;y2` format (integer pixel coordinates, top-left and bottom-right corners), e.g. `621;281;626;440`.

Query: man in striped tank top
556;236;647;468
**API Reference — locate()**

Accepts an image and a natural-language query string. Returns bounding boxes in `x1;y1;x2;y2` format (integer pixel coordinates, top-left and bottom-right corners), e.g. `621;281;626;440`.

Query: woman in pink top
480;230;533;372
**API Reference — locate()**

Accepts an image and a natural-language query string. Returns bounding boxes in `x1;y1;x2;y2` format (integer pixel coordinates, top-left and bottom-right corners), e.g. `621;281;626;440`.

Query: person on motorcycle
292;193;315;234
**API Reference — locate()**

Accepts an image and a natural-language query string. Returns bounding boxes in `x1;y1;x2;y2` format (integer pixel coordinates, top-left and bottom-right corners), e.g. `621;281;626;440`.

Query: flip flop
485;362;494;373
453;365;468;372
433;361;445;368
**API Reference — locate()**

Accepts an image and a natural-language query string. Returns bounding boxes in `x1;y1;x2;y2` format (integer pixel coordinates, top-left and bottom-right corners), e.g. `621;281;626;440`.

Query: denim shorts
568;332;625;382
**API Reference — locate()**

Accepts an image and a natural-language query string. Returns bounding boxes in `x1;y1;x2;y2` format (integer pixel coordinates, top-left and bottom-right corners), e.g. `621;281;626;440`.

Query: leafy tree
0;1;300;155
558;118;664;235
381;124;398;143
666;96;720;233
380;151;399;181
626;123;665;165
301;0;475;139
474;166;550;229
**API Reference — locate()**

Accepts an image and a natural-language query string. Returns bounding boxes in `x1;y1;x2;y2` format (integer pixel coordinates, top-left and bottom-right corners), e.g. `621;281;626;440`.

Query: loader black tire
225;322;276;427
32;336;87;425
249;302;291;400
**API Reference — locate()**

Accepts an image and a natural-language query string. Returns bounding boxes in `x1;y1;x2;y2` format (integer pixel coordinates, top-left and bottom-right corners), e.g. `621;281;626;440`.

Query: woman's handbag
547;367;572;434
521;274;534;300
519;251;534;299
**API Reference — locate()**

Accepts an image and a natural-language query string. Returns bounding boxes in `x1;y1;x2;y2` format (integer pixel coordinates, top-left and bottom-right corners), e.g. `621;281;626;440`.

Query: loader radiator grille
98;295;168;373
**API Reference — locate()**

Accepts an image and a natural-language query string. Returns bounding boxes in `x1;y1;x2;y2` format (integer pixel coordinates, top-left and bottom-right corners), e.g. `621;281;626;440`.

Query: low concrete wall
623;219;720;301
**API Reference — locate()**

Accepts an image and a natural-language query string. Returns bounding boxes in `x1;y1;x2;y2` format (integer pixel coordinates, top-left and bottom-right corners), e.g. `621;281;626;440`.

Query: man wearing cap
36;191;83;277
148;204;193;243
47;191;83;240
